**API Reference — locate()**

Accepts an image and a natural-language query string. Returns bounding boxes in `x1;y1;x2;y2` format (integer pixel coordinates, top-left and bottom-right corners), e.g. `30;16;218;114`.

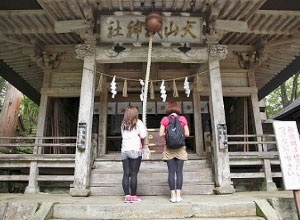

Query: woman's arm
159;125;165;137
184;125;190;137
138;120;147;139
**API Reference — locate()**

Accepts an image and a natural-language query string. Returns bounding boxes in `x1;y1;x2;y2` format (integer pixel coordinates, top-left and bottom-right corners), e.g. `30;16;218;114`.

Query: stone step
92;160;211;173
50;218;264;220
51;198;257;219
90;159;215;195
90;171;214;185
90;184;215;195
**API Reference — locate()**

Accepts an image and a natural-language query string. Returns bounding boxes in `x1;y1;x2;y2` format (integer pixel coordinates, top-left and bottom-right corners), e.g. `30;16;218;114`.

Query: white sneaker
170;197;177;203
176;197;183;202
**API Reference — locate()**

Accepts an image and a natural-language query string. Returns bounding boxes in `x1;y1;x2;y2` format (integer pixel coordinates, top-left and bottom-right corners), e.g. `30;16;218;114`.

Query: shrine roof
0;0;299;102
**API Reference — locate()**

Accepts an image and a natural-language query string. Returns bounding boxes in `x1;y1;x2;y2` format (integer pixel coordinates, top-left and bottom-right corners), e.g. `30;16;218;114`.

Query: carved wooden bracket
75;44;96;59
208;45;228;60
35;51;65;69
235;45;266;69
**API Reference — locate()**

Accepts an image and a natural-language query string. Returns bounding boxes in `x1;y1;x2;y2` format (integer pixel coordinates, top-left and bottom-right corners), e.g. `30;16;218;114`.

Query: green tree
265;72;300;118
0;76;6;109
19;96;39;136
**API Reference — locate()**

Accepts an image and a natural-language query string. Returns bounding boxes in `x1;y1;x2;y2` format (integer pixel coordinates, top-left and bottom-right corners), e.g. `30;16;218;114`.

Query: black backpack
165;115;185;149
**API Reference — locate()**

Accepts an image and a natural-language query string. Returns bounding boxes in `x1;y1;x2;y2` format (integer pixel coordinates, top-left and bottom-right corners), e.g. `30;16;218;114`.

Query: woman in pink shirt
159;102;190;203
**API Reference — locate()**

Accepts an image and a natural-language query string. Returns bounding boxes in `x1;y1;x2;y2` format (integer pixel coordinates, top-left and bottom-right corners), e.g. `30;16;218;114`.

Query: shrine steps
89;157;215;195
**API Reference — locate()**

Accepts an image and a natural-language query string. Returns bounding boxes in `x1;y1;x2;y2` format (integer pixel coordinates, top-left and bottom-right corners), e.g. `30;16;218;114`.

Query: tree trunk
280;83;289;108
0;84;22;153
291;72;300;102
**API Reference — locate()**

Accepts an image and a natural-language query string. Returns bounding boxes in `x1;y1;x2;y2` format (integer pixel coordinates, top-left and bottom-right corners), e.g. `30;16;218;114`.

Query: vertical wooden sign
273;121;300;219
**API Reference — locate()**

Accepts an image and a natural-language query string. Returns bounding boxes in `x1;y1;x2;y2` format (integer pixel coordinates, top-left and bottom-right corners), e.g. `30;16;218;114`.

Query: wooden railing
227;134;281;185
0;136;76;154
0;136;77;183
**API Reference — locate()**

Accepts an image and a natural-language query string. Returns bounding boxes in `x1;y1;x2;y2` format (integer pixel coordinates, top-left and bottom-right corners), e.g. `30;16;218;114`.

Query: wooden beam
41;87;81;97
193;91;204;157
25;69;51;194
230;172;282;179
208;48;234;194
0;10;47;16
71;50;96;197
96;46;208;63
215;19;248;33
55;20;92;33
98;88;108;156
0;35;32;46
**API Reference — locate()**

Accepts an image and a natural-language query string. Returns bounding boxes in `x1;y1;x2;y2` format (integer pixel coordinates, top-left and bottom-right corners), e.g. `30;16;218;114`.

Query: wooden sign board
100;15;203;44
273;121;300;190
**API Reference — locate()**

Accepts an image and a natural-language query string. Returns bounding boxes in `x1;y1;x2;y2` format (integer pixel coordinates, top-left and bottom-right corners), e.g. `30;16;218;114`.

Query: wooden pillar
193;91;204;157
25;69;51;193
70;44;96;197
248;70;277;192
98;87;108;156
208;45;234;194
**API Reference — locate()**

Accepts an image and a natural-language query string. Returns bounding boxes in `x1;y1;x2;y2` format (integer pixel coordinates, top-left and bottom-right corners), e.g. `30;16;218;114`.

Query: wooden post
248;70;277;192
293;190;300;219
70;44;96;197
25;69;51;193
98;86;108;156
193;91;204;157
208;44;234;194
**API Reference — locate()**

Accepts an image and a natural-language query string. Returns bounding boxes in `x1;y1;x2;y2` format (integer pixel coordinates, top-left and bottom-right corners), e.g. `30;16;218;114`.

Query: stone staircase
48;195;264;219
89;156;215;195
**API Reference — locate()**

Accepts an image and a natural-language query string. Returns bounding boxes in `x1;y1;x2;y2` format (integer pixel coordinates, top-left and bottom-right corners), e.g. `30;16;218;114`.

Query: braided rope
83;66;217;82
142;34;153;126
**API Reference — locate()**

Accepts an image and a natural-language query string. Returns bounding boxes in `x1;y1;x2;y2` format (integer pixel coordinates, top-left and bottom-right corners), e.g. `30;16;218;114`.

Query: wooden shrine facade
0;0;300;196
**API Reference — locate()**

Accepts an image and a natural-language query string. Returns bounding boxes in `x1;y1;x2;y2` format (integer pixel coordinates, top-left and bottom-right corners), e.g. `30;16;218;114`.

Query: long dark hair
121;106;139;131
166;101;181;115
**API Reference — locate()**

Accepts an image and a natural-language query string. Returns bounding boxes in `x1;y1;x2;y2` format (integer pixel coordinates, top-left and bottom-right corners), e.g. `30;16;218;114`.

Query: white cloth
121;119;147;153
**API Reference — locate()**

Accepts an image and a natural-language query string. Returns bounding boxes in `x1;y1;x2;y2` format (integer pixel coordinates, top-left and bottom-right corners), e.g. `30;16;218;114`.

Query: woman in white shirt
121;106;147;203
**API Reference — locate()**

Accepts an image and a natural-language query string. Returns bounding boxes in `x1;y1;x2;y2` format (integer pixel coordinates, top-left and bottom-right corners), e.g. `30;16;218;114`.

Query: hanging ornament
110;75;117;98
184;77;190;97
96;74;104;93
139;79;145;101
150;81;155;100
160;79;167;102
122;79;128;97
173;80;179;98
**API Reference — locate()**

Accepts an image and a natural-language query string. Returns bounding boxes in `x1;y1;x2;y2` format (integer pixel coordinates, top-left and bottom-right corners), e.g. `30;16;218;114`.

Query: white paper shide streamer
184;77;190;97
160;80;167;102
139;79;144;101
110;75;117;98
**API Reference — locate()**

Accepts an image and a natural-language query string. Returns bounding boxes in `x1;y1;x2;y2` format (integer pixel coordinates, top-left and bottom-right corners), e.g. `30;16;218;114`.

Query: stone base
262;182;278;192
213;185;235;194
69;188;91;197
24;185;40;194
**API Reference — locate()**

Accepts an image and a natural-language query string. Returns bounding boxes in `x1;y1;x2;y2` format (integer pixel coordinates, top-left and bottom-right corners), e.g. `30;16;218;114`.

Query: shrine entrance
94;62;209;157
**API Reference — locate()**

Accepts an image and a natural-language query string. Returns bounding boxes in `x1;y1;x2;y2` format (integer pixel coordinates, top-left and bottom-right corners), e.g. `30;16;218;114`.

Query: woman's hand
159;125;165;137
184;125;190;137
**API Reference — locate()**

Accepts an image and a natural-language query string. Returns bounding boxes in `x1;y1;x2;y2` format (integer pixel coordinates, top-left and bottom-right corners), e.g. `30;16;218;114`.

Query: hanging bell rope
142;34;153;127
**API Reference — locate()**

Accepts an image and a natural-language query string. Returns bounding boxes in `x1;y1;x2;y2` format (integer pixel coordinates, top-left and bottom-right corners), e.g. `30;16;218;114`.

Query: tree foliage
265;73;300;118
19;96;39;136
0;76;6;109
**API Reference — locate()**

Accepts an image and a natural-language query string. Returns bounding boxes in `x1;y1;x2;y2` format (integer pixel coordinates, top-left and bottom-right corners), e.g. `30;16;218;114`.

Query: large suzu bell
145;12;163;33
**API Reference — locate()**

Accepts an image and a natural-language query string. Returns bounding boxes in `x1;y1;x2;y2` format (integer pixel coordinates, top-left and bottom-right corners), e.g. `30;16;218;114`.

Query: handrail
0;143;76;147
227;134;275;138
0;136;76;140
